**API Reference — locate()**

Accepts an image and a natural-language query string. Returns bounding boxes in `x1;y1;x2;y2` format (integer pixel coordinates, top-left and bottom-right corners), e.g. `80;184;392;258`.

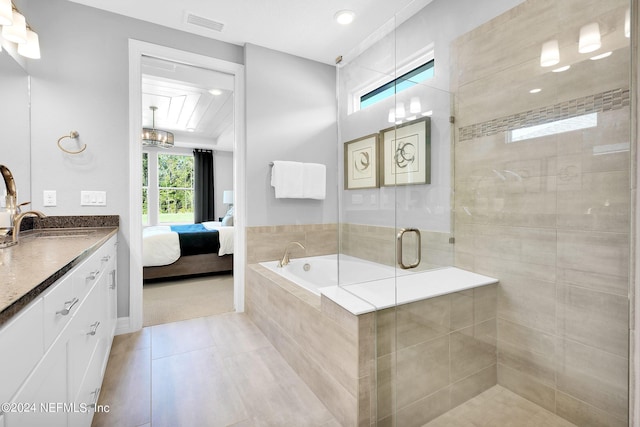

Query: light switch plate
43;190;56;207
81;191;106;206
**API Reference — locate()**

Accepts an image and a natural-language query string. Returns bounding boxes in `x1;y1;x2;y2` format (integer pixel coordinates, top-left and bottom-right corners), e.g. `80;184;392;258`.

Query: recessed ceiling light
529;88;542;94
335;10;355;25
208;89;222;96
590;51;612;60
552;65;571;72
186;128;196;133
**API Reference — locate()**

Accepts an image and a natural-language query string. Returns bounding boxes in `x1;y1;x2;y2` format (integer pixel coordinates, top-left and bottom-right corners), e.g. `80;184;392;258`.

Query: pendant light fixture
142;106;174;148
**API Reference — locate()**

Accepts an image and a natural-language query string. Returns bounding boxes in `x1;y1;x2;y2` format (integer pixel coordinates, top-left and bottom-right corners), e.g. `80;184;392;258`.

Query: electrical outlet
43;190;56;207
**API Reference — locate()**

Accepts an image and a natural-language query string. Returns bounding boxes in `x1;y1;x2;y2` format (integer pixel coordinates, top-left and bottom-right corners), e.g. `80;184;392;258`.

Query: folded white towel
303;163;326;200
271;161;304;198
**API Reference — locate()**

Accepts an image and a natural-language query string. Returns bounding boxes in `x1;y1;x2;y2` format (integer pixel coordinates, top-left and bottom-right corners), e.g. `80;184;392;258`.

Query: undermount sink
33;229;96;238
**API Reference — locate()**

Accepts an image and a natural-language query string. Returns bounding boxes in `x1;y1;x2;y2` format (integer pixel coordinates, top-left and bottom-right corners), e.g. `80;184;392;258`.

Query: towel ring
57;131;87;155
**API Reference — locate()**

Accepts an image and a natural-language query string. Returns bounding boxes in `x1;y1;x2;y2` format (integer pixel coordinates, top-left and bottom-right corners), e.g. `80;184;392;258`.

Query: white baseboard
115;317;135;335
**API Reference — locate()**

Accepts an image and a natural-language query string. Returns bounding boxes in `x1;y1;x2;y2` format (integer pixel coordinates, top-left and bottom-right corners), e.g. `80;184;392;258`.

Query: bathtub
259;254;498;315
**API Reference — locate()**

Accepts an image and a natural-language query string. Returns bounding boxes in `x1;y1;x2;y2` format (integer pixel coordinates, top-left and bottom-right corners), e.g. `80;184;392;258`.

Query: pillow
221;214;234;226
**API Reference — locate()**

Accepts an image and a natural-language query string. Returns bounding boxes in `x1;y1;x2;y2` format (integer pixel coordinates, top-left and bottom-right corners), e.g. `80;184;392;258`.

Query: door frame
125;39;246;333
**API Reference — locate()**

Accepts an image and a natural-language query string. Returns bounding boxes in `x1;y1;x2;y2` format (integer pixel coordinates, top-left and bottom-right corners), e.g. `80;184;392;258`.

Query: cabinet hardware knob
87;270;100;280
101;255;110;262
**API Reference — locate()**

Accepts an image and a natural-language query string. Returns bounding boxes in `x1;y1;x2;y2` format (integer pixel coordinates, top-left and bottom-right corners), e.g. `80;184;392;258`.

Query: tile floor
93;312;578;427
91;313;340;427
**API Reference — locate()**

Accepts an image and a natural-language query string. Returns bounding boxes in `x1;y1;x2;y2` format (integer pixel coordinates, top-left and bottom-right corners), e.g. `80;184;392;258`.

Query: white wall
24;0;243;317
337;0;525;232
245;44;338;226
214;151;234;218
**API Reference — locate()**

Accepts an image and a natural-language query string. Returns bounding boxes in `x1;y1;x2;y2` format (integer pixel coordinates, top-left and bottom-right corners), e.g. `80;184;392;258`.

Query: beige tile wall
451;0;631;425
340;223;454;271
376;285;498;427
246;223;338;264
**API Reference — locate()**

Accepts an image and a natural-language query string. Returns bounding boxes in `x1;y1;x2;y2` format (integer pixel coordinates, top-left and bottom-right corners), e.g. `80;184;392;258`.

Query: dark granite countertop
0;216;119;327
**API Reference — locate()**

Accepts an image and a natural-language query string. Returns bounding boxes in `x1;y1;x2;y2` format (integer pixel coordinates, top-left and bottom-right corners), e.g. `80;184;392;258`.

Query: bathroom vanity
0;225;118;427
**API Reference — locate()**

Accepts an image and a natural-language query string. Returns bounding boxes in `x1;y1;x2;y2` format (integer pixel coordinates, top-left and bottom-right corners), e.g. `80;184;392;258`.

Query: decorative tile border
458;88;630;141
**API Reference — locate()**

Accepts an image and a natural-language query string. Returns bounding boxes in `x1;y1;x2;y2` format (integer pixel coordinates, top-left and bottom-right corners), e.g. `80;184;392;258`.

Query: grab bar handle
396;228;421;270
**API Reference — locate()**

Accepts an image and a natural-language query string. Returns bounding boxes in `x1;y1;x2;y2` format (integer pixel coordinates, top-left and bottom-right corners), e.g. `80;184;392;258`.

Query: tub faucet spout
278;241;305;267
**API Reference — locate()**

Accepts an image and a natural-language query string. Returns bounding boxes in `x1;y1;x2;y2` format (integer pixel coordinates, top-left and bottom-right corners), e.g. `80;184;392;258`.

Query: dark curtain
193;149;215;223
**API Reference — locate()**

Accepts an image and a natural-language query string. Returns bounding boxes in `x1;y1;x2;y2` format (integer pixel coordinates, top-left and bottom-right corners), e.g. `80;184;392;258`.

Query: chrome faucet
277;241;306;267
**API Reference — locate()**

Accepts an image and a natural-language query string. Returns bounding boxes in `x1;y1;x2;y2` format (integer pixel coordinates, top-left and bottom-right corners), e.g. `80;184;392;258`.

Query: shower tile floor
93;311;576;427
424;385;577;427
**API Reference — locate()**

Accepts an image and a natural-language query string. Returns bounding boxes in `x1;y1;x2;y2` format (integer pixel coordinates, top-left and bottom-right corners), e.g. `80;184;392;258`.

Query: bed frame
143;253;233;280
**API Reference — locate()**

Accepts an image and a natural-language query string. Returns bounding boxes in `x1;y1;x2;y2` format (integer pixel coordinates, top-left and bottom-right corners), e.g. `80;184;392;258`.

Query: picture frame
380;117;431;186
344;133;379;190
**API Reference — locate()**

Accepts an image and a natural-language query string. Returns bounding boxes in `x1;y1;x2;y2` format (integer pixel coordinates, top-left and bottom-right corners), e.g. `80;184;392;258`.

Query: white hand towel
303;163;326;200
271;161;304;198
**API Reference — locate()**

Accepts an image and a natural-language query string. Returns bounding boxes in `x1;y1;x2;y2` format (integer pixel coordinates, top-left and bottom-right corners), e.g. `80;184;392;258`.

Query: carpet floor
143;273;234;327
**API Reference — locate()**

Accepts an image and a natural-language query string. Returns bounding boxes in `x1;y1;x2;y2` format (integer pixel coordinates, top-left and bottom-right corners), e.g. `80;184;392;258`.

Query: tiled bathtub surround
452;0;630;425
246;262;498;426
246;224;338;264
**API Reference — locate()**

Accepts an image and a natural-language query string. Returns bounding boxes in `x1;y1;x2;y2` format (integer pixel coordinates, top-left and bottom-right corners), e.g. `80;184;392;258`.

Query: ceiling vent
185;12;224;32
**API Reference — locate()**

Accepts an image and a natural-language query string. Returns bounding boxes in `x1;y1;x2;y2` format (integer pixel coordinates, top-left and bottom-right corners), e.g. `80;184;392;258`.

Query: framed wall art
380;117;431;186
344;134;379;190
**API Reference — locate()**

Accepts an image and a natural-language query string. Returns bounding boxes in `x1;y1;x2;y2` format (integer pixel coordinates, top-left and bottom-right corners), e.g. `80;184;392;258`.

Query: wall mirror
0;48;31;207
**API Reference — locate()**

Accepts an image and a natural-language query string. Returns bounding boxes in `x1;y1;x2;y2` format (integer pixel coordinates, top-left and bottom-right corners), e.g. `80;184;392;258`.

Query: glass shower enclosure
336;0;633;425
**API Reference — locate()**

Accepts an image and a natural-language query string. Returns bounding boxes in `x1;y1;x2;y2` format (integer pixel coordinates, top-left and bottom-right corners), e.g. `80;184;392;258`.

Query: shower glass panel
338;0;632;425
337;4;456;424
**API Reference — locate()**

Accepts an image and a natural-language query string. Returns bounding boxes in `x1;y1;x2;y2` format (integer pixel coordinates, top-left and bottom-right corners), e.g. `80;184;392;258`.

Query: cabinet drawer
43;274;78;350
0;299;44;405
67;280;107;399
69;339;106;427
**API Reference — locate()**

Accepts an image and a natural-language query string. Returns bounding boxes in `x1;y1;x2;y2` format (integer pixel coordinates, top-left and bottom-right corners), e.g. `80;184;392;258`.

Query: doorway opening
127;40;246;333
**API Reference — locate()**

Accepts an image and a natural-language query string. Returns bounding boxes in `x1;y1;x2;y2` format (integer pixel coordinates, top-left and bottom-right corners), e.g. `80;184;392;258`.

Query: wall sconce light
578;22;601;53
17;28;40;59
0;0;12;26
0;2;41;59
540;40;560;67
2;9;26;43
388;109;396;123
395;102;406;119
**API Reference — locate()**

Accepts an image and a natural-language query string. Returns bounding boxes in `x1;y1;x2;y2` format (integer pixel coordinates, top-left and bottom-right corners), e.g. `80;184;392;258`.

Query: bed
142;221;234;280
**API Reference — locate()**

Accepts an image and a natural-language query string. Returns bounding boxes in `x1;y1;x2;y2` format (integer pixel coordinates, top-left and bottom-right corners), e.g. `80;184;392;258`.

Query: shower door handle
396;228;421;270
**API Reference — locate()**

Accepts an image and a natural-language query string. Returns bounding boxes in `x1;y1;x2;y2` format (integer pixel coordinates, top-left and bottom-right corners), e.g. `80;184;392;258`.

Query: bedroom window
142;151;195;225
158;153;194;224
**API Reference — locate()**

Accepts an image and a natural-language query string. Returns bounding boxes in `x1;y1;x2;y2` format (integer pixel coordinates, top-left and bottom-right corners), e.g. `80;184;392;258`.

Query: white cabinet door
0;299;44;405
4;338;67;427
